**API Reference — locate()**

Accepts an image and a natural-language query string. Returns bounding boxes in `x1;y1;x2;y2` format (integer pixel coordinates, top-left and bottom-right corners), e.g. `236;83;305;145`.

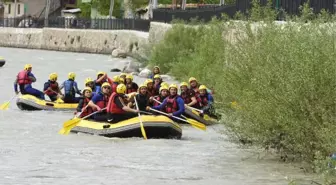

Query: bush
148;18;336;168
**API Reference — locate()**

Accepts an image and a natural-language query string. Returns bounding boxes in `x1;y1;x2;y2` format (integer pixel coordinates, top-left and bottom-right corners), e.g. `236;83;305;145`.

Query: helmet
85;77;94;85
126;74;133;81
120;73;127;77
24;64;32;70
102;82;111;88
113;75;120;82
116;84;126;94
160;85;168;92
145;79;153;86
97;71;105;77
153;66;160;70
49;73;58;81
153;74;161;79
169;84;178;90
138;83;147;90
189;77;197;83
161;82;169;87
68;72;76;80
119;78;125;84
199;85;207;90
180;82;188;87
83;87;92;93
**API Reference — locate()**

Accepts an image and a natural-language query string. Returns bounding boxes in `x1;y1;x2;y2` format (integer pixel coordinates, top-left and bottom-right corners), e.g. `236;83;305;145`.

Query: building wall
3;2;25;18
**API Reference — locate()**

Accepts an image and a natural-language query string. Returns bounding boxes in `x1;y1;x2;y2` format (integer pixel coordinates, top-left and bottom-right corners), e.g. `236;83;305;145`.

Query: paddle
58;107;106;135
44;89;64;103
149;108;206;131
74;104;89;118
185;105;211;120
134;97;147;140
0;93;20;110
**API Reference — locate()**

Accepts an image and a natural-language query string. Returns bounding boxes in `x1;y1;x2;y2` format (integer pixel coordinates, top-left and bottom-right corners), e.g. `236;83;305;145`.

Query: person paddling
197;85;218;119
145;79;156;97
59;72;81;103
14;64;45;99
150;84;185;120
84;77;96;94
88;82;111;121
180;82;200;108
128;83;150;112
106;84;139;123
43;73;63;101
125;74;139;94
76;87;94;118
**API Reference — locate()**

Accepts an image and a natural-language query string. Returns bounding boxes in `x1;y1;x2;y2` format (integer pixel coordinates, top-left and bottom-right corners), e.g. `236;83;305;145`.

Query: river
0;47;315;185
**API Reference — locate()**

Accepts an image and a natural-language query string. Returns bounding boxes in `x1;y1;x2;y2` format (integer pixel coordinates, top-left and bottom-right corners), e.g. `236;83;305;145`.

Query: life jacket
95;92;109;109
80;97;94;118
154;95;167;107
126;82;138;94
64;80;75;96
17;70;32;85
107;92;125;114
45;81;59;96
180;90;192;104
199;94;209;107
112;82;118;93
165;95;179;113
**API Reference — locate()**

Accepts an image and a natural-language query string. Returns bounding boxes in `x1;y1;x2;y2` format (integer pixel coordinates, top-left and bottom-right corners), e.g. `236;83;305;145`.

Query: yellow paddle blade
191;109;200;115
185;118;206;131
204;114;211;120
55;98;64;103
140;122;148;140
59;118;81;135
0;101;10;110
63;118;81;127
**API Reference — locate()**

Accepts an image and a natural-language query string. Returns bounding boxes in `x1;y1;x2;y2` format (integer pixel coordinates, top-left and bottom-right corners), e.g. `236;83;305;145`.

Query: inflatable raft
184;108;218;126
16;95;77;111
70;115;182;139
0;57;5;67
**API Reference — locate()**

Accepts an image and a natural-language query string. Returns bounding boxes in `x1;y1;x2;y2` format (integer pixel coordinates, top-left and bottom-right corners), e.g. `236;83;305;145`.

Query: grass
147;1;336;182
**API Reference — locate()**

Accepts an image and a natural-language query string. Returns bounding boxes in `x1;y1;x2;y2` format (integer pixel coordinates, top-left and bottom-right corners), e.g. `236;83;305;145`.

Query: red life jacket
165;95;178;113
45;81;59;96
199;94;209;107
112;83;118;93
80;97;94;118
154;96;167;107
107;92;125;114
126;83;138;94
17;70;32;85
95;92;109;109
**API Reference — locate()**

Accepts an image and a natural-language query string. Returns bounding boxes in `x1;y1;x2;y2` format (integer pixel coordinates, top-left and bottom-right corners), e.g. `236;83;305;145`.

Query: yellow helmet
153;74;161;79
161;82;169;87
119;77;125;84
138;83;147;90
126;74;133;81
153;66;160;71
160;85;168;92
116;84;126;94
83;87;92;93
113;75;120;82
169;84;178;90
120;73;127;77
145;79;153;86
68;72;76;80
85;77;94;85
199;85;207;90
97;71;105;77
49;73;58;81
180;82;188;87
24;64;32;70
102;82;111;88
189;77;197;83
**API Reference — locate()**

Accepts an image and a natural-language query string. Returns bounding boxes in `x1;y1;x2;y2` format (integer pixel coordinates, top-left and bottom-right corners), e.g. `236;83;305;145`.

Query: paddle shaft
134;96;147;140
76;104;89;118
82;107;107;120
149;108;188;123
186;105;203;113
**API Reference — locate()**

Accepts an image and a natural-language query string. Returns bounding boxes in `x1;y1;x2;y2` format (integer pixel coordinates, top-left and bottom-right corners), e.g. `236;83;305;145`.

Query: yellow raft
70;115;182;139
184;108;218;126
16;95;77;111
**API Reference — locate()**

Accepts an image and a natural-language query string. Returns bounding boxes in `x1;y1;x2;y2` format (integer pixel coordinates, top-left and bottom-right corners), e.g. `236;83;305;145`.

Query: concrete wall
0;27;149;55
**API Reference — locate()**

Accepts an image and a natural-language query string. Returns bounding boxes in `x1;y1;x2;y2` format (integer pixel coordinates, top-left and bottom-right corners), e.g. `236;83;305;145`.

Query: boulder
122;60;141;73
160;74;173;81
111;49;127;58
138;68;152;78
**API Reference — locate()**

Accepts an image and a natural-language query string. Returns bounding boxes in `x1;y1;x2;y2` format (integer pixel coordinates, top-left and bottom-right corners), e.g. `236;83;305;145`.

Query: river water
0;47;315;185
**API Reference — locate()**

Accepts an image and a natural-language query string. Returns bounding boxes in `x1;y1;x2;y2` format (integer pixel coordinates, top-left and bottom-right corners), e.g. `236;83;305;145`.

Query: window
18;4;20;15
8;4;11;14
